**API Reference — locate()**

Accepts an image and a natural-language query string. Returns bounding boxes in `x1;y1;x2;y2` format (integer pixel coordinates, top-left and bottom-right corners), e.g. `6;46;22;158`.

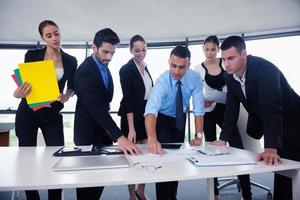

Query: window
1;35;300;146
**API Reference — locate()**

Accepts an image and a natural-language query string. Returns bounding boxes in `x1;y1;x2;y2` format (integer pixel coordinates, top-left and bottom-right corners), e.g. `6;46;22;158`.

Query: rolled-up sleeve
192;73;205;116
144;77;165;117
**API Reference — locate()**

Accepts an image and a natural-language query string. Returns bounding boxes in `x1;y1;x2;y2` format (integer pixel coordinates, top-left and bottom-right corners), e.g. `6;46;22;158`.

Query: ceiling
0;0;300;44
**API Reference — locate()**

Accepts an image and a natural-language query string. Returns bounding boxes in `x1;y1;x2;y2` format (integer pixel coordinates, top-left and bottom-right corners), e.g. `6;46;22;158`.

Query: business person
144;46;205;200
118;35;153;200
13;20;77;200
195;35;251;200
73;28;141;200
212;36;300;200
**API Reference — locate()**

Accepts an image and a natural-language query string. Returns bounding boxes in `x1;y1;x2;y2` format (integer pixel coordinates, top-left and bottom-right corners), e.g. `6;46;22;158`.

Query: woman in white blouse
118;35;153;200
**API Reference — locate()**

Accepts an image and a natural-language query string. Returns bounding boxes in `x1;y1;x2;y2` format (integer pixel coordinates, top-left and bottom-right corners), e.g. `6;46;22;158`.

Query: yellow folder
18;60;60;105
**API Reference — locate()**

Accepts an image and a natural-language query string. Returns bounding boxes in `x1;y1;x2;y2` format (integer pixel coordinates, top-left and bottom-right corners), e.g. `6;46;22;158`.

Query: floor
0;172;274;199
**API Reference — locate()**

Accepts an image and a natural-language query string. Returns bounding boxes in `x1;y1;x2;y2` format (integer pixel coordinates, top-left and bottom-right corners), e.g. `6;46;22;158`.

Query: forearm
190;116;204;146
194;116;203;133
145;114;157;141
65;89;74;96
126;112;135;131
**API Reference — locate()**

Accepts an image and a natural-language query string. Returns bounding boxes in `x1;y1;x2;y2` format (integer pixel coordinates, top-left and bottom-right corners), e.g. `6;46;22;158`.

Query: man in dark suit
212;36;300;200
73;28;141;200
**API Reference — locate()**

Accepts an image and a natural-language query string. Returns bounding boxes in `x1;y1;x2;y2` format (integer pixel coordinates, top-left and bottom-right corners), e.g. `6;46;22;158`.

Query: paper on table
188;154;256;167
18;60;59;104
127;150;191;166
192;145;230;156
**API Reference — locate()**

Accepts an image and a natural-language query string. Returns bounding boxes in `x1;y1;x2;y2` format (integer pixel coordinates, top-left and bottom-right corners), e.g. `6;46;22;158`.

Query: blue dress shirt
92;55;109;88
144;69;205;117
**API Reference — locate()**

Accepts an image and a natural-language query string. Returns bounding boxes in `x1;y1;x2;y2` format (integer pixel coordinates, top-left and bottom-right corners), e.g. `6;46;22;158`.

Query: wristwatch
195;132;203;139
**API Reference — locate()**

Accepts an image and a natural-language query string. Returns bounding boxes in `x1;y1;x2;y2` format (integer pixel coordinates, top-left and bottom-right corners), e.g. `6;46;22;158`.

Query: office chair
218;176;273;200
217;105;272;200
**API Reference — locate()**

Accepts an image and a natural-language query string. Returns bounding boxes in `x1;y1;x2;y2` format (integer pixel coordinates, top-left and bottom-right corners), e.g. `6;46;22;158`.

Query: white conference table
0;143;300;200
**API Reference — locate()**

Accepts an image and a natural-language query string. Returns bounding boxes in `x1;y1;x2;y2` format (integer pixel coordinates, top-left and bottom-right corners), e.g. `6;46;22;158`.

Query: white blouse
134;60;152;100
55;68;64;81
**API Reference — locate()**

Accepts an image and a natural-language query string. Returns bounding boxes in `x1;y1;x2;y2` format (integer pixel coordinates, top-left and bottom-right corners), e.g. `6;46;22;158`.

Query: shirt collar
133;59;147;70
170;70;188;87
233;65;247;85
92;54;106;70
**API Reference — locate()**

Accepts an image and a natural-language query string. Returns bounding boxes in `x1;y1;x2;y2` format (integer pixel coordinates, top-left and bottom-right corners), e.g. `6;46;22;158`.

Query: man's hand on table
117;136;142;156
256;148;282;165
210;140;227;146
147;139;166;155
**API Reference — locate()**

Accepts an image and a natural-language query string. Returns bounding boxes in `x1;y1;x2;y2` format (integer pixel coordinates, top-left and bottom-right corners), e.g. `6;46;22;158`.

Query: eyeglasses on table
133;162;162;172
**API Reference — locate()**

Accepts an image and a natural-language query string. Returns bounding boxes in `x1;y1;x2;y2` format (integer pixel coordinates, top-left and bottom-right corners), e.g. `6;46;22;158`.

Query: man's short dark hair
220;36;246;53
93;28;120;48
170;46;191;60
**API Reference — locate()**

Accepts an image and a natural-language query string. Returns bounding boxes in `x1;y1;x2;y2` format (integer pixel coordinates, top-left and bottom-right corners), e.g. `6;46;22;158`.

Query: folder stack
12;60;60;111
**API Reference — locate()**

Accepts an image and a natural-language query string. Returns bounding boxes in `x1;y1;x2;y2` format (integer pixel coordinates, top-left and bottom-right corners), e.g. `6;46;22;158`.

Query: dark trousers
15;107;64;146
204;103;252;199
155;113;186;200
274;138;300;200
15;106;64;200
25;190;62;200
273;109;300;200
74;133;112;200
76;187;104;200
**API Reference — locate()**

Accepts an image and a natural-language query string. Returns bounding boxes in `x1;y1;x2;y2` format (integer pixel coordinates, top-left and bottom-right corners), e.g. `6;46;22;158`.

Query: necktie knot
176;80;182;86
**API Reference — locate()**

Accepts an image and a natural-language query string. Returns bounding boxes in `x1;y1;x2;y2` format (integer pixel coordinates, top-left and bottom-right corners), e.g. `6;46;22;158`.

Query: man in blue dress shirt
144;45;205;200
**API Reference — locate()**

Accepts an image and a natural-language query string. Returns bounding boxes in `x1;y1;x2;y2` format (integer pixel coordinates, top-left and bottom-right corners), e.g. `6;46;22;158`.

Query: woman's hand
210;140;227;146
204;100;214;108
58;89;74;103
117;136;142;156
13;82;31;98
127;129;137;144
190;138;202;146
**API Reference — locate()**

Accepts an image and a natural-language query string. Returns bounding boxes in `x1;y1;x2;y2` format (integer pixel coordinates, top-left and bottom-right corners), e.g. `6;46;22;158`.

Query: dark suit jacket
118;58;153;116
220;55;300;149
74;56;122;145
19;47;77;112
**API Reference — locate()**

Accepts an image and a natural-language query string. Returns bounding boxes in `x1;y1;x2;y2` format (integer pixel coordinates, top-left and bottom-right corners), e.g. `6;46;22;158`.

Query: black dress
201;59;227;142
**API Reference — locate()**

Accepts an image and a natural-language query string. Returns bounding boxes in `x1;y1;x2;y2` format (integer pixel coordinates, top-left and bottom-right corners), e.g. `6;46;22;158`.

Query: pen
211;152;230;156
196;149;207;155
